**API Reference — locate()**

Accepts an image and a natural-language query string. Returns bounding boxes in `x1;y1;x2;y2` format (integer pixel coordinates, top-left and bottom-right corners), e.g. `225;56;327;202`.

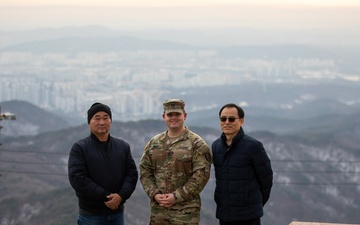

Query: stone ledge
290;222;359;225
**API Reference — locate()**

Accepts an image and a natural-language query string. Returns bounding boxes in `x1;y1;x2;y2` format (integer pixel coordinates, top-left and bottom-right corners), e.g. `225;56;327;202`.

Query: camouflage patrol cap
163;99;185;114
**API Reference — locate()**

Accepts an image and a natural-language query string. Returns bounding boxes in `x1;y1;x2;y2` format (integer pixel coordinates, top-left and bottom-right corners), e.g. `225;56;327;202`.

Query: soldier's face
163;111;186;129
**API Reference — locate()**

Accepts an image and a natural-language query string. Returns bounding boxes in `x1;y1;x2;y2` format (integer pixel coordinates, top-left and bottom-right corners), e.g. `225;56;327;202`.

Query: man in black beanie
68;102;138;225
87;102;112;124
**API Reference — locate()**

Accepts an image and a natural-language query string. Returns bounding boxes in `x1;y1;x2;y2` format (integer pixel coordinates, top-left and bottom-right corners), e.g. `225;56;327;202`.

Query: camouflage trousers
149;205;200;225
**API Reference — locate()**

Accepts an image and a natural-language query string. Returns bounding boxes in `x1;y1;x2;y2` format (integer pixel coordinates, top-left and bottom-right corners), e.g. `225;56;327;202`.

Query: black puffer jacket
212;128;273;222
68;133;138;215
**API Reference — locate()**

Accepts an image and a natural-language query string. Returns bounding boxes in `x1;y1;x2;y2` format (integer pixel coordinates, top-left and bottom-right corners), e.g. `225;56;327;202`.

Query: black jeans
220;218;261;225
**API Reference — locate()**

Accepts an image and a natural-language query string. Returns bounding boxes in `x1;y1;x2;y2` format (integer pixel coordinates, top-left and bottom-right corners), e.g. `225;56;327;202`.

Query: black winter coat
212;128;273;222
68;133;138;215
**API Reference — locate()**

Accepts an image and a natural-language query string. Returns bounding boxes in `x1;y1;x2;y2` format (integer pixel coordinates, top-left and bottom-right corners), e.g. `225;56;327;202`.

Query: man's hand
104;193;122;210
154;193;176;208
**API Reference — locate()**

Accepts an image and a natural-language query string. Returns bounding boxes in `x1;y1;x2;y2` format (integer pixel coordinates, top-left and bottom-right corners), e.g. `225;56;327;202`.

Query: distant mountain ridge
1;25;360;62
1;25;360;49
0;36;345;60
0;36;199;54
2;98;360;137
0;100;71;136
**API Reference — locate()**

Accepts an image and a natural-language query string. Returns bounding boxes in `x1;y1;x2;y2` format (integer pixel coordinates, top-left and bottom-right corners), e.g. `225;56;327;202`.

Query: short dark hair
219;103;245;119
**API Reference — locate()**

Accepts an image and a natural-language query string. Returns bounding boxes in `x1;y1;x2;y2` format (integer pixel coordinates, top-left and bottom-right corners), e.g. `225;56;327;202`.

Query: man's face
89;111;111;136
163;111;186;129
219;107;244;136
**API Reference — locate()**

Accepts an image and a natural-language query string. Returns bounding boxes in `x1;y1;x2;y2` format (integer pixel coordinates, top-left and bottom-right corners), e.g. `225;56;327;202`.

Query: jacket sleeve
139;141;161;200
252;142;273;206
68;142;110;202
118;143;138;203
173;139;212;203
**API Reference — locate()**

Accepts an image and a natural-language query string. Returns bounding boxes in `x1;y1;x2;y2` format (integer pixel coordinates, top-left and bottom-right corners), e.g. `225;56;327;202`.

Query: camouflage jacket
140;126;212;209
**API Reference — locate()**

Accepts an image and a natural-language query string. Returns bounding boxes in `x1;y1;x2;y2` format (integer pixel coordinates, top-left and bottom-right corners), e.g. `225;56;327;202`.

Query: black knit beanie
87;102;112;124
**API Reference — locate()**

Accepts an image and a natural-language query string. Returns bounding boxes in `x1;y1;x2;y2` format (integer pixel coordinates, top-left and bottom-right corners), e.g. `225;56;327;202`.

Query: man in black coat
68;102;138;225
212;103;273;225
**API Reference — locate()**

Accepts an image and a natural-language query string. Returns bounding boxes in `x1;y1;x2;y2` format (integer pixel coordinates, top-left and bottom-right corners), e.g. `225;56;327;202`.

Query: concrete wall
290;222;360;225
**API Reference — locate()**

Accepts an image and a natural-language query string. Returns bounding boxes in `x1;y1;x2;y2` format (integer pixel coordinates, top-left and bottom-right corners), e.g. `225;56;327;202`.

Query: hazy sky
1;0;360;31
2;0;360;7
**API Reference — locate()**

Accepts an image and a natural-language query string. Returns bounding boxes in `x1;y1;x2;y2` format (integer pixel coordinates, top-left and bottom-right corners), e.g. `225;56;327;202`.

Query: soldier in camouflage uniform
140;98;212;225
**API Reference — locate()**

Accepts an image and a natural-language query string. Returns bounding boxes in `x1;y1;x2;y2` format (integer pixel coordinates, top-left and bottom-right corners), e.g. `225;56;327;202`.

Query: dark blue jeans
78;212;124;225
220;218;260;225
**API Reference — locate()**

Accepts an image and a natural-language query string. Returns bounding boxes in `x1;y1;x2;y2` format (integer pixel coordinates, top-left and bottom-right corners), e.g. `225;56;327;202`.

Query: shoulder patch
205;152;212;162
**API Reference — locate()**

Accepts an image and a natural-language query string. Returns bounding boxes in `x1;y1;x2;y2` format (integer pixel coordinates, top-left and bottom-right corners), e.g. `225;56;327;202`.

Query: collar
221;127;244;145
90;132;110;143
162;126;190;141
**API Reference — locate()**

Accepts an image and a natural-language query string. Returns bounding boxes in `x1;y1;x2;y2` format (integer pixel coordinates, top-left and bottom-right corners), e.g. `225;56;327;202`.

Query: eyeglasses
219;116;239;123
